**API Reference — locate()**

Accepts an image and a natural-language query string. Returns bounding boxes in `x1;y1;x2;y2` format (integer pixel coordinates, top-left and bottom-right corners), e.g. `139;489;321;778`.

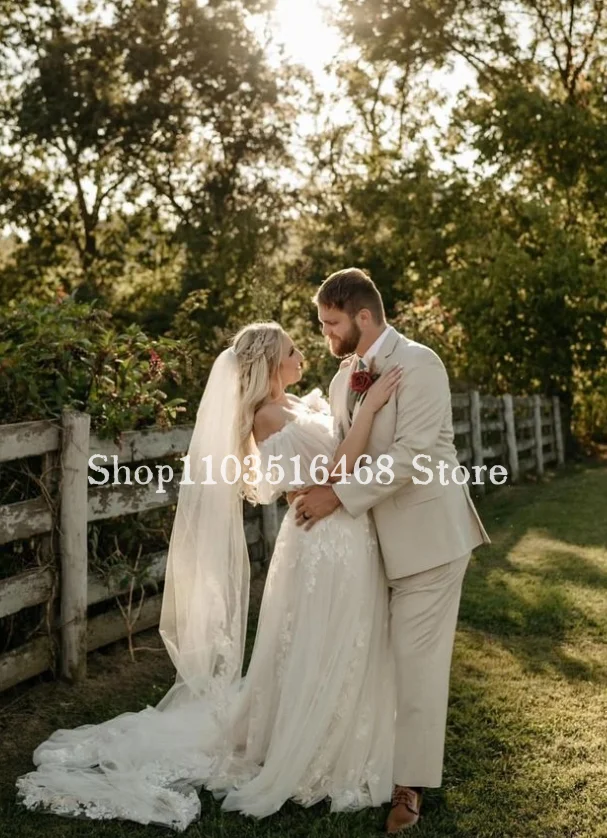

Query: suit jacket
329;327;491;579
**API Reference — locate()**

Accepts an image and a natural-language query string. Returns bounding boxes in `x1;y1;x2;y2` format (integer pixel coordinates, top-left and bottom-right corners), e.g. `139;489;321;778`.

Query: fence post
41;447;61;671
533;394;544;477
502;394;519;483
60;410;90;682
552;396;565;466
469;390;485;495
262;502;279;562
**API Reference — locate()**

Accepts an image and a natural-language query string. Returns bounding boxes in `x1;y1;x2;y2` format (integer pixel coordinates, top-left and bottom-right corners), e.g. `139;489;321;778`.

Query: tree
0;0;292;336
318;0;607;441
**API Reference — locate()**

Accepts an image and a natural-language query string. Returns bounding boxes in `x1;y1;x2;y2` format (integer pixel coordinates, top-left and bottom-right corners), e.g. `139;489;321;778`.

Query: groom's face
317;305;361;358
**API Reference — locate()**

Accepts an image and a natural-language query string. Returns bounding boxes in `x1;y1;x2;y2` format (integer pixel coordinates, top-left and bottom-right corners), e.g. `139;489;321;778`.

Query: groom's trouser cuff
389;553;470;788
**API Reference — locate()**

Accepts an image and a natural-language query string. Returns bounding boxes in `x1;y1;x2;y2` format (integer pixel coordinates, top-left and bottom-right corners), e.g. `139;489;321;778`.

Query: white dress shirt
358;324;395;368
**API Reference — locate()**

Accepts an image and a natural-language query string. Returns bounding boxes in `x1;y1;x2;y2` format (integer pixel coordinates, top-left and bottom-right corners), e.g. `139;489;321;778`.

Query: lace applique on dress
16;389;396;829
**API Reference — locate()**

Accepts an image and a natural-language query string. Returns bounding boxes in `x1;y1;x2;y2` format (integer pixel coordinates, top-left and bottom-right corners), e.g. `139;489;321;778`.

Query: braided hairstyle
231;321;285;503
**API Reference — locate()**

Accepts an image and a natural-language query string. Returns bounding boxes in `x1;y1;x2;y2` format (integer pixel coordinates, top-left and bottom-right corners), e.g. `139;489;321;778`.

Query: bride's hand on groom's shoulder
363;364;402;413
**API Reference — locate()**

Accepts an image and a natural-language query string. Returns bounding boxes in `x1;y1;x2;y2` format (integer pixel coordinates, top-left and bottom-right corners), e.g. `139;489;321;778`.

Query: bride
16;321;402;831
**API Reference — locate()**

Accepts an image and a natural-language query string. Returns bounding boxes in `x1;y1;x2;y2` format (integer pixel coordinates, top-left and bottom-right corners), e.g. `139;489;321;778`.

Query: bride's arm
328;365;402;475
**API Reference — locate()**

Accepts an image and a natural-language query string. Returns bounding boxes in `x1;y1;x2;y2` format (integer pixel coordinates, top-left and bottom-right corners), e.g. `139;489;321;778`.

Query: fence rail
0;390;565;693
449;392;564;492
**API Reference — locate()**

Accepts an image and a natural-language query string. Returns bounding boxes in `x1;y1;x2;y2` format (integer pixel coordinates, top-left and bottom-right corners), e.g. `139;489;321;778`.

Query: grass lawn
1;458;606;838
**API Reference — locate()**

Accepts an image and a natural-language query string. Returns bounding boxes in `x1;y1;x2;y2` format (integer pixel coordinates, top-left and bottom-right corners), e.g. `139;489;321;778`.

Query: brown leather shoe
385;786;423;833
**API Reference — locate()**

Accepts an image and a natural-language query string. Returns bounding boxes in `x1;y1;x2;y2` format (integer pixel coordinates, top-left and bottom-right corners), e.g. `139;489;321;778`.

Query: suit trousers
389;553;470;788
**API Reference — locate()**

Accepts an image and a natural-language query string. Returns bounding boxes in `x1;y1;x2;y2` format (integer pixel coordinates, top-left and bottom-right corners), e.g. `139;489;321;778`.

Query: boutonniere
349;357;380;398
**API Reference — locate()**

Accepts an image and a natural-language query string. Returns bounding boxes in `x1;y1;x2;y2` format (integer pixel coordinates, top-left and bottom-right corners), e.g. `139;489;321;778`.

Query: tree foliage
1;0;606;439
0;0;293;347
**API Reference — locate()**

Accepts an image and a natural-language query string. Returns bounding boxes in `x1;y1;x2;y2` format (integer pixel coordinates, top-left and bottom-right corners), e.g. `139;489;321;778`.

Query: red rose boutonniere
349;358;380;398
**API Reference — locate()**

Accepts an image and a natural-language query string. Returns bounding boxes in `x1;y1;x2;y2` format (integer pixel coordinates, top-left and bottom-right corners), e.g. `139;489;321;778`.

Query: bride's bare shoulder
253;402;295;444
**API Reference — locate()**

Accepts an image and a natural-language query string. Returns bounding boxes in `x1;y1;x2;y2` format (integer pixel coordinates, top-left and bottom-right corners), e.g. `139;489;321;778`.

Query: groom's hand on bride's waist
285;472;341;505
293;485;342;531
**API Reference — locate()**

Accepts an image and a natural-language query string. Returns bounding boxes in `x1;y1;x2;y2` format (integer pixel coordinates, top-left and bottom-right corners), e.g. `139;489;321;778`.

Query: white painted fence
0;391;565;693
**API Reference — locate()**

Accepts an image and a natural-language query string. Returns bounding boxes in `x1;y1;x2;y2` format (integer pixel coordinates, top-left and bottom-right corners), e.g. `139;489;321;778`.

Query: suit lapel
351;328;400;423
337;355;358;433
370;327;400;372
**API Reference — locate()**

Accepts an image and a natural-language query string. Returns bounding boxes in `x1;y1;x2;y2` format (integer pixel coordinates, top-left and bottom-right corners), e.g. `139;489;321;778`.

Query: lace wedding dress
16;389;396;831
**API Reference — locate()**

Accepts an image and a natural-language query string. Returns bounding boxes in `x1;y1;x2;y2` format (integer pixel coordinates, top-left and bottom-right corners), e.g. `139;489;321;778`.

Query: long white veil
15;346;398;830
15;347;252;831
157;346;250;710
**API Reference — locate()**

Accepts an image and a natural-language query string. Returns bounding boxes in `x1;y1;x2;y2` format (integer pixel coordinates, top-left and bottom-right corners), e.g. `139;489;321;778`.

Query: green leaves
0;0;291;310
0;296;196;438
1;0;606;443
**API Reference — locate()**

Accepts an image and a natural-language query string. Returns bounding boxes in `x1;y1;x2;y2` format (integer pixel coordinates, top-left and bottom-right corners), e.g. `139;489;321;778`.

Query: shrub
0;295;196;437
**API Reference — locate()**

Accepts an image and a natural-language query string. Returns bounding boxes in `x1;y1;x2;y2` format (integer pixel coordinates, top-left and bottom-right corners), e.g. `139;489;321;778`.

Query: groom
293;267;490;833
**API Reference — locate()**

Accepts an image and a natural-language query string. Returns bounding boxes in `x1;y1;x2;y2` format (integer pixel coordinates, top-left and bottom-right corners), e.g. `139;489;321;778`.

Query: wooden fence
0;391;564;694
450;392;565;493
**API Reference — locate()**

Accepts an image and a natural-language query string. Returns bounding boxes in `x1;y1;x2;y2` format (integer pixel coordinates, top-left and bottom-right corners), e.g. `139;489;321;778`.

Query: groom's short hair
313;268;385;324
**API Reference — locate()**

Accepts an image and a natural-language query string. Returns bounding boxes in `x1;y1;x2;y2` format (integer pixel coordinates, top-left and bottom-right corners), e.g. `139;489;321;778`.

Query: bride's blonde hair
231;321;285;503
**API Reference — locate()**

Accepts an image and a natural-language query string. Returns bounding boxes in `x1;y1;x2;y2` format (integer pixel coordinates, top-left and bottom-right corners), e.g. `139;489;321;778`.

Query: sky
0;0;479;241
250;0;478;174
58;0;477;158
259;0;476;95
60;0;346;81
264;0;345;81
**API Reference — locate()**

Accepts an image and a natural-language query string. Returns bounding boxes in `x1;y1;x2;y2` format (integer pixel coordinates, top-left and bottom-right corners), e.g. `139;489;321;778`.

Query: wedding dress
15;380;396;831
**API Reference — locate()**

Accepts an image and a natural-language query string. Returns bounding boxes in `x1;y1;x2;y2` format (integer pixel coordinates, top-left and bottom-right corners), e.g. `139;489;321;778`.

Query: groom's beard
328;322;361;358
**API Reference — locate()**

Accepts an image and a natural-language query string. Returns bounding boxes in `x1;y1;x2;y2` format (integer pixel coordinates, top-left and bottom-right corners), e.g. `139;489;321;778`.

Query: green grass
1;459;606;838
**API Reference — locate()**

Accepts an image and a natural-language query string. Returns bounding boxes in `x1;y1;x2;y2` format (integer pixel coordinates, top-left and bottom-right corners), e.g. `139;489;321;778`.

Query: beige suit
328;326;491;787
